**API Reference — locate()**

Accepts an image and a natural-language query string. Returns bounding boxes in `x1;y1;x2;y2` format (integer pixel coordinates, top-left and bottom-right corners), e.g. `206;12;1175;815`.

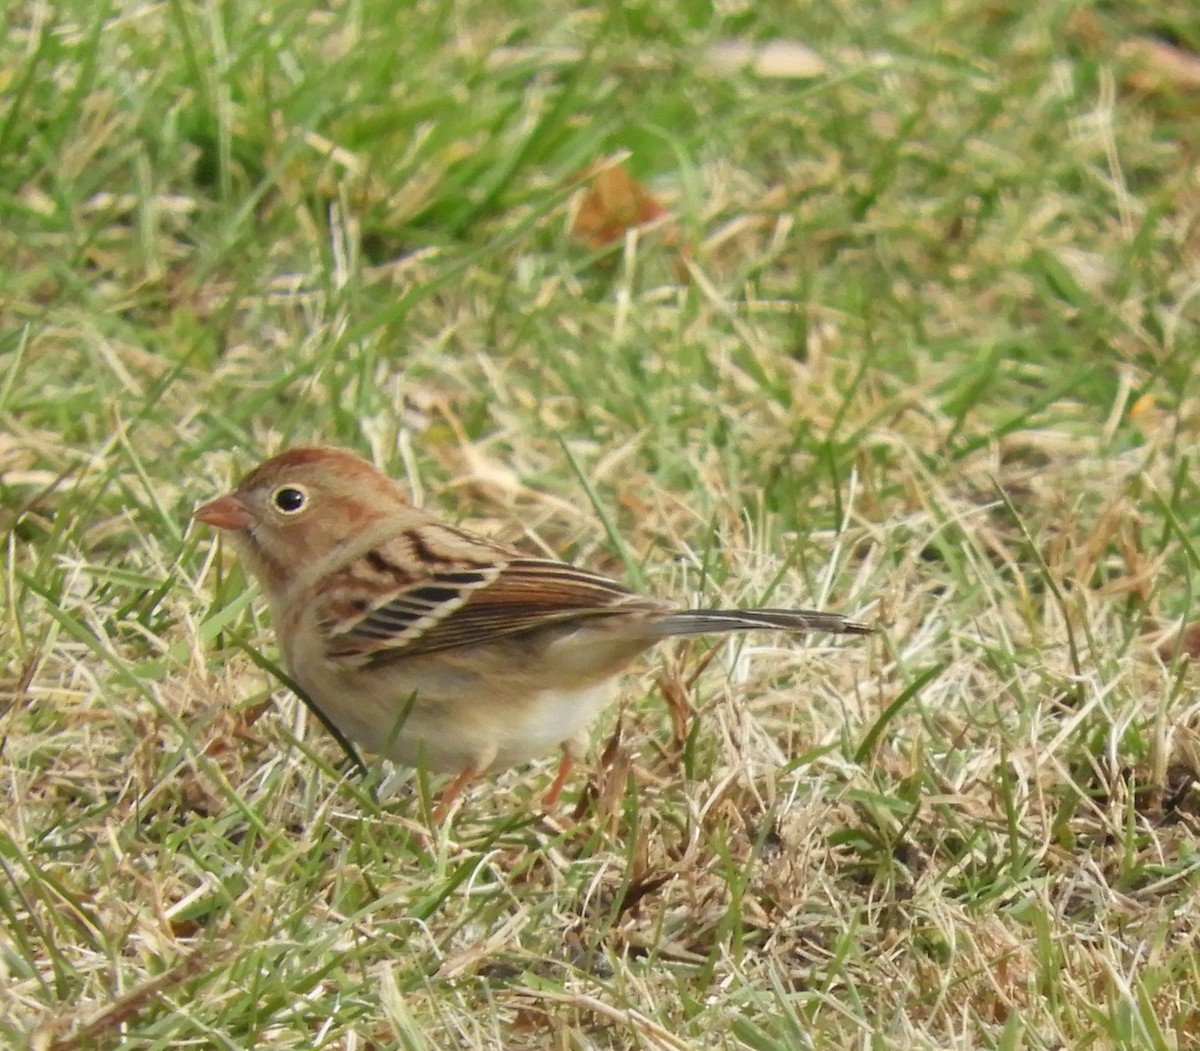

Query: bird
194;446;871;813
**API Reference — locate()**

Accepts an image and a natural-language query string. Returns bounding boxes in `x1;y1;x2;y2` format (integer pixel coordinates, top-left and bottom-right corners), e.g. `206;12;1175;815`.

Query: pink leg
542;748;574;810
433;766;477;821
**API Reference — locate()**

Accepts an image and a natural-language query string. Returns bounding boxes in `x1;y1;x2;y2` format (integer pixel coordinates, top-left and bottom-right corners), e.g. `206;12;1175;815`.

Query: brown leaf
1120;36;1200;94
1159;621;1200;661
571;163;668;248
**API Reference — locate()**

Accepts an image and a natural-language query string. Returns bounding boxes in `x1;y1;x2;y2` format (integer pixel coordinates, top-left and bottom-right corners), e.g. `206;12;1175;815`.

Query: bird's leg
542;746;575;810
433;766;477;821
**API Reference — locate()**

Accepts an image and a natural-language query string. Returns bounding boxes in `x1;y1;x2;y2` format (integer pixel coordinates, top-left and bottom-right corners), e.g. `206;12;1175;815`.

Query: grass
4;0;1200;1047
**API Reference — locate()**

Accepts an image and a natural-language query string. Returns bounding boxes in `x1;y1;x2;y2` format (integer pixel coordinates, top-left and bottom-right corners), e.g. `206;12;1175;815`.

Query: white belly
292;653;621;774
490;681;618;768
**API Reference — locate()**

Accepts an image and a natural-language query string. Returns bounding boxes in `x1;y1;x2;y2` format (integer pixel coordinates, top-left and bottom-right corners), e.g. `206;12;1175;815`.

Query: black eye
272;485;308;514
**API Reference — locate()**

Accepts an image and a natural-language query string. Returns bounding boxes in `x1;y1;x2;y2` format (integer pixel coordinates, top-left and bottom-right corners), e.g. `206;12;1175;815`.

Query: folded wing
317;529;663;662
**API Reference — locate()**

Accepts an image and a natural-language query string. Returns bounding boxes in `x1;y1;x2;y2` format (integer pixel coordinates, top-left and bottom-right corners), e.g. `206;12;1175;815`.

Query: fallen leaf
1159;621;1200;661
570;162;668;248
1120;36;1200;94
1128;392;1156;422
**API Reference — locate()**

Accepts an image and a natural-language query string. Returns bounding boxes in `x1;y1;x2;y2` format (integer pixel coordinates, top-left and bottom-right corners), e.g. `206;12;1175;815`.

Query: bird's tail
649;608;872;639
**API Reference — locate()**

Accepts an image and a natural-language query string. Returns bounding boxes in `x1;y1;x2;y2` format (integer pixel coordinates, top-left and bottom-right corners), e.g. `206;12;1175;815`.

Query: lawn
4;1;1200;1048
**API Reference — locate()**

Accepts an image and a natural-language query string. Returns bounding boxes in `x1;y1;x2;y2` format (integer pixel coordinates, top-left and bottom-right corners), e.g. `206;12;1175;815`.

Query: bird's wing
313;526;661;662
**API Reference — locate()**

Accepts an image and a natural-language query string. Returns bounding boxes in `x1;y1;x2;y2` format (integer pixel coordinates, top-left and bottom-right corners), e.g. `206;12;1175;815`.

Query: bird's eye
271;485;309;515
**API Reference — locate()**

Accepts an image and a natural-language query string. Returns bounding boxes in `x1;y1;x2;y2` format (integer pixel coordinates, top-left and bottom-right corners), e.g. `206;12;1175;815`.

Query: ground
3;2;1200;1048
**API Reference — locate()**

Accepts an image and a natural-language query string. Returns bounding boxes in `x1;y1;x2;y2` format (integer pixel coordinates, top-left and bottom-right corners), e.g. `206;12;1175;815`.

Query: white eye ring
271;484;309;515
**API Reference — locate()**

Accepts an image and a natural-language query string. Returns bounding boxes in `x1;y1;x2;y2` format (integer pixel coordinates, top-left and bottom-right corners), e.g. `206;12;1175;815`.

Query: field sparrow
194;447;871;811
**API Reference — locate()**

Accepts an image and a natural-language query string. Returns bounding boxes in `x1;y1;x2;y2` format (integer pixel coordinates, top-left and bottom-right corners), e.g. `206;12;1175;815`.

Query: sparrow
194;447;870;811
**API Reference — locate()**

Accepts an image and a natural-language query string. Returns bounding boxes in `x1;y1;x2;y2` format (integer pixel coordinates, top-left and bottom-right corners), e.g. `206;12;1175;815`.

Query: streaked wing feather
318;538;659;661
649;608;872;637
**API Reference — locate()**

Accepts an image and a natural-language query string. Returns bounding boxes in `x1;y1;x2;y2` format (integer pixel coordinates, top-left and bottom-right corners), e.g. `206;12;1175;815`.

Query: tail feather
649;608;872;639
